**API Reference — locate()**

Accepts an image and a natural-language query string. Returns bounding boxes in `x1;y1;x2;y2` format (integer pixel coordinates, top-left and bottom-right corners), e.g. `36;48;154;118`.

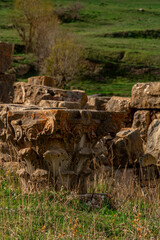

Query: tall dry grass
0;166;159;239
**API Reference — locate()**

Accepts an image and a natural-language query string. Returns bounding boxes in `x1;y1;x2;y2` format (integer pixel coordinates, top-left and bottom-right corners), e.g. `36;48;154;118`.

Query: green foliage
11;0;58;53
1;0;160;95
43;32;86;88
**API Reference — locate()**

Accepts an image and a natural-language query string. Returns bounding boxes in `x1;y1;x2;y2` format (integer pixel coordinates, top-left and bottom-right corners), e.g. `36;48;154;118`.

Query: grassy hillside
1;0;160;95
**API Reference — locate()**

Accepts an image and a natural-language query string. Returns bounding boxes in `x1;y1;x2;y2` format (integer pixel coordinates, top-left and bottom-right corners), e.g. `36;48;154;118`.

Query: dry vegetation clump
43;31;86;88
11;0;58;54
54;2;84;23
0;166;159;239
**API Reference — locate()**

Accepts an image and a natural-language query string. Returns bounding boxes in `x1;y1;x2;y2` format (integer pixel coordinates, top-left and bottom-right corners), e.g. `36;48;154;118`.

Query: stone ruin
0;42;159;193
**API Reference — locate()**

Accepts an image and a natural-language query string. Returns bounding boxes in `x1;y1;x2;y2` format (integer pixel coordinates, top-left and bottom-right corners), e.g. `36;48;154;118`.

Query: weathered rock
139;153;157;167
87;96;110;110
131;82;160;109
28;76;54;87
0;74;15;103
76;193;116;209
151;111;160;121
109;128;144;167
39;100;81;109
145;119;160;162
0;42;14;73
132;110;150;142
104;96;132;127
13;82;88;108
104;96;131;112
135;153;159;181
0;104;127;193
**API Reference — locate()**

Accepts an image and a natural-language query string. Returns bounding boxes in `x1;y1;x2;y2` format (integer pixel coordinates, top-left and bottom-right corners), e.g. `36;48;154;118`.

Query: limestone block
145;119;160;163
39;100;81;109
13;82;88;108
104;96;132;127
0;104;127;193
131;82;160;109
87;96;110;110
135;153;159;181
104;96;131;113
111;128;144;167
132;110;150;142
28;76;54;87
0;42;14;73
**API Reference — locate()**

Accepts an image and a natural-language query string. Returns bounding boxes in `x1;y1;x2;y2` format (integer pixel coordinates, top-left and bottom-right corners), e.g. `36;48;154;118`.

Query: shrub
43;32;86;88
11;0;58;56
54;2;84;23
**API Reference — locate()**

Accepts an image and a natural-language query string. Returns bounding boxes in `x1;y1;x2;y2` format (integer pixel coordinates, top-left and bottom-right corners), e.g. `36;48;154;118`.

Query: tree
12;0;86;86
43;32;85;88
12;0;58;55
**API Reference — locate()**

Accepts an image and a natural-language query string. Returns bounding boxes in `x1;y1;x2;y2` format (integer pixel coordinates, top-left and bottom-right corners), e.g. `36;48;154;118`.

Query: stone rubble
0;42;159;193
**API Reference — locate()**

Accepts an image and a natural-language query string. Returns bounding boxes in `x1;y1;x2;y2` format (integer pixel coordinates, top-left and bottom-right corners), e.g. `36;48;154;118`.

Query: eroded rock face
104;96;132;127
39;100;81;109
145;119;160;163
28;76;54;87
109;128;144;167
131;82;160;109
132;110;151;142
13;82;88;108
0;104;127;193
0;42;14;73
104;96;131;113
87;96;111;110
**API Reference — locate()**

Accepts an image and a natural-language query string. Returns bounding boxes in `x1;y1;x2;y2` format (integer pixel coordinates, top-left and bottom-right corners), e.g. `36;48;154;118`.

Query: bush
43;32;86;88
11;0;58;56
54;2;84;23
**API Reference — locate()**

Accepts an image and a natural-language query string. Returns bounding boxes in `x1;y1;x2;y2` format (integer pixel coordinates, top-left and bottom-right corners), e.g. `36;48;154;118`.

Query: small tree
43;32;85;88
12;0;58;55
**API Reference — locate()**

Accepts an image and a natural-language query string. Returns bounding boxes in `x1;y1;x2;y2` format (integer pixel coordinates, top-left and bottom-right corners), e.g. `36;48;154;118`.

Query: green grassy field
1;0;160;95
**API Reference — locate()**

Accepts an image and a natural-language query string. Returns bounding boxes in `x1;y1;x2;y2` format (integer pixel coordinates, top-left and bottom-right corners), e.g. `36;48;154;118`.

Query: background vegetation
1;0;160;95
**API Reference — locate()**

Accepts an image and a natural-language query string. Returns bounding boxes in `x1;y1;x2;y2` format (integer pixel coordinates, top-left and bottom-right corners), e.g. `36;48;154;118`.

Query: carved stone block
0;104;127;193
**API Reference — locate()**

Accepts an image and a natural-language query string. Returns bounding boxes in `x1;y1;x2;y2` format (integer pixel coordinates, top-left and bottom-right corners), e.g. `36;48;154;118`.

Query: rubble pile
0;42;159;193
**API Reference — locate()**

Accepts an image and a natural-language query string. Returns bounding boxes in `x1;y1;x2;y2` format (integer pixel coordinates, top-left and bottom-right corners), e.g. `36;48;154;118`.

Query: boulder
135;153;159;181
87;96;110;110
132;110;150;142
0;42;14;73
131;82;160;109
13;82;88;108
104;96;131;112
104;96;132;127
110;128;144;167
145;119;160;162
28;76;54;87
